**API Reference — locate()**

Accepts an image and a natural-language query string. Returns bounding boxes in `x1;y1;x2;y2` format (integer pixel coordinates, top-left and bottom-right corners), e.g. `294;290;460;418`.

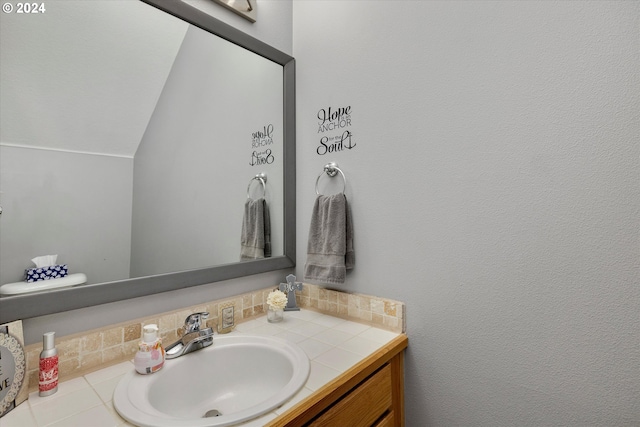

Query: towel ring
315;162;346;195
247;173;267;199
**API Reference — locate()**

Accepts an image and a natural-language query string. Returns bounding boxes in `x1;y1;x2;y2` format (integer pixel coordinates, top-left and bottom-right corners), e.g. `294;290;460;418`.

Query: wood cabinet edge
266;334;408;427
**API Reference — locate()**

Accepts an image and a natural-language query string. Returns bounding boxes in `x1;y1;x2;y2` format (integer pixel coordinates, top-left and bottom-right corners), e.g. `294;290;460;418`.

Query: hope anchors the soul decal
250;124;275;166
316;106;356;155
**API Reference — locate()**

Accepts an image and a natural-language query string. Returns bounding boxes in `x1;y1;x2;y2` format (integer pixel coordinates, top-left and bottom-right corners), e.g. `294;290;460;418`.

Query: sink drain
204;409;222;418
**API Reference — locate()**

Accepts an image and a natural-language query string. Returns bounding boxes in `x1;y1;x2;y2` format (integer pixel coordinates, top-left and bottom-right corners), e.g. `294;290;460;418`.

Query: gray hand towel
240;198;271;260
304;194;354;284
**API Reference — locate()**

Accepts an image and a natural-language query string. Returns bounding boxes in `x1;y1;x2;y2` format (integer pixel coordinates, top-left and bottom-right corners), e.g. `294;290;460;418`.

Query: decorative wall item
315;105;355;155
279;274;303;311
0;321;27;418
210;0;256;23
250;123;276;166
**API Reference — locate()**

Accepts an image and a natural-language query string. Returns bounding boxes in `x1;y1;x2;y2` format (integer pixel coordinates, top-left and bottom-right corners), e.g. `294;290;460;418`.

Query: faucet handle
184;312;209;333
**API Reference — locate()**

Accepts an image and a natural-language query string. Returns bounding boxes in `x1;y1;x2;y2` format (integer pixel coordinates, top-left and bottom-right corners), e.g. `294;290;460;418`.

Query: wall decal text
316;106;355;155
250;149;274;166
252;124;274;148
250;124;275;166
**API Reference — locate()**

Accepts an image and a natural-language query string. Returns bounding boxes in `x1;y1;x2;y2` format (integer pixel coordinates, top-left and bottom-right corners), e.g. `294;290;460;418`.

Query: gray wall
294;1;639;426
0;146;133;285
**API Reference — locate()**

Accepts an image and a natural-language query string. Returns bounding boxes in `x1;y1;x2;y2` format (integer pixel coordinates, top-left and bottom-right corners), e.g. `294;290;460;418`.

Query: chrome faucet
165;312;214;359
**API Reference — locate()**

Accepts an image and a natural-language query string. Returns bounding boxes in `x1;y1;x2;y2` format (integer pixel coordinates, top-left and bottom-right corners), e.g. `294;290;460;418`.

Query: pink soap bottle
39;331;58;396
134;324;165;375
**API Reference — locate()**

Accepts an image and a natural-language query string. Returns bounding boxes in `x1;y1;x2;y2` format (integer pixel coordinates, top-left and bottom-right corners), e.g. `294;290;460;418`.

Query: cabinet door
309;364;392;427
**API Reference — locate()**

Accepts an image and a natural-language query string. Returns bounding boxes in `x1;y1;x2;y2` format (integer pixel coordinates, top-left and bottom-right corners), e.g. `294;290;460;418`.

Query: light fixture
211;0;256;23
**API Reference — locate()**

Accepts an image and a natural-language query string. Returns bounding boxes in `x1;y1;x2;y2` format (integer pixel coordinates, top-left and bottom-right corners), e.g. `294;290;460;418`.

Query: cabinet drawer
309;364;392;427
373;411;395;427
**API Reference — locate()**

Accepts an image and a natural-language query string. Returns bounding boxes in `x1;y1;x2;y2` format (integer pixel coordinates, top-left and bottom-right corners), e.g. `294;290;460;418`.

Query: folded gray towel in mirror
240;198;271;260
304;194;354;284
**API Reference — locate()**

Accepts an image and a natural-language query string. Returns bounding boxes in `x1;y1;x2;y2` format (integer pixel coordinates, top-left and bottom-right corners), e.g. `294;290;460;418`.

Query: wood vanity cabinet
268;334;408;427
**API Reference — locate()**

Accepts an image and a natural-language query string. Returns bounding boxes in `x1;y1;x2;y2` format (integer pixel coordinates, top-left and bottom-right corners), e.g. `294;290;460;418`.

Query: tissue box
25;264;68;282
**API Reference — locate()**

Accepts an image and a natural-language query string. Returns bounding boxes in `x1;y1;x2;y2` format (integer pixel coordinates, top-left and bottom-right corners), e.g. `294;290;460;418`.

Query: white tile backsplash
3;309;401;427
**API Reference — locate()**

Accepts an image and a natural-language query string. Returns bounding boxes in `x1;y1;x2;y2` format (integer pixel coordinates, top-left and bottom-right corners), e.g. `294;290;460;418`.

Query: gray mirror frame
0;0;295;324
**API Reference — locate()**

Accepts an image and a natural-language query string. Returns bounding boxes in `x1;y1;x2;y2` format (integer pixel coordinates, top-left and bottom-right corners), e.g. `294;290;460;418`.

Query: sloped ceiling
0;1;188;157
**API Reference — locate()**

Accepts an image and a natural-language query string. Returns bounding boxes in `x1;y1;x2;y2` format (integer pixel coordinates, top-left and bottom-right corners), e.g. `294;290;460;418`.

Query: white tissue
31;254;58;268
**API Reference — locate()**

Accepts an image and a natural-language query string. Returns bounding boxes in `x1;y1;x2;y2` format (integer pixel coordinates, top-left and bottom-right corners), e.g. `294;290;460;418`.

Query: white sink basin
113;334;310;427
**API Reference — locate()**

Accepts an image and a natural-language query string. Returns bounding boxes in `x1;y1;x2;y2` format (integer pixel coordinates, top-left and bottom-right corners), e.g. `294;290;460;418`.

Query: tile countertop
2;309;402;427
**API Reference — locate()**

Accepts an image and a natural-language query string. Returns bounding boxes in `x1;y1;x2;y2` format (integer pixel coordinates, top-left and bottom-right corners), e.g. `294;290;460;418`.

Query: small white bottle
134;324;165;375
39;331;58;396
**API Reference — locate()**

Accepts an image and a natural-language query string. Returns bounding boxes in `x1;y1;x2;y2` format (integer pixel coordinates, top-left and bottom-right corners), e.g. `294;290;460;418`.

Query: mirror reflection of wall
0;1;284;287
130;24;283;277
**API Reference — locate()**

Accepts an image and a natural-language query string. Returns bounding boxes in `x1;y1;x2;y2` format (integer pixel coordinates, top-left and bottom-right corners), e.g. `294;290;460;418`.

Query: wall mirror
0;0;295;323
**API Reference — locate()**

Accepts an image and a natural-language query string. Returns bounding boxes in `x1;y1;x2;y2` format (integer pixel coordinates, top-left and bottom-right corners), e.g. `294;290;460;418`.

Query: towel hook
315;162;346;195
247;173;267;199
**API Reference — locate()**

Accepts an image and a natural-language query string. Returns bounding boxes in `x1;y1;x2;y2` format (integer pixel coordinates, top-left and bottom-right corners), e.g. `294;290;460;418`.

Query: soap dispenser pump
134;324;165;375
